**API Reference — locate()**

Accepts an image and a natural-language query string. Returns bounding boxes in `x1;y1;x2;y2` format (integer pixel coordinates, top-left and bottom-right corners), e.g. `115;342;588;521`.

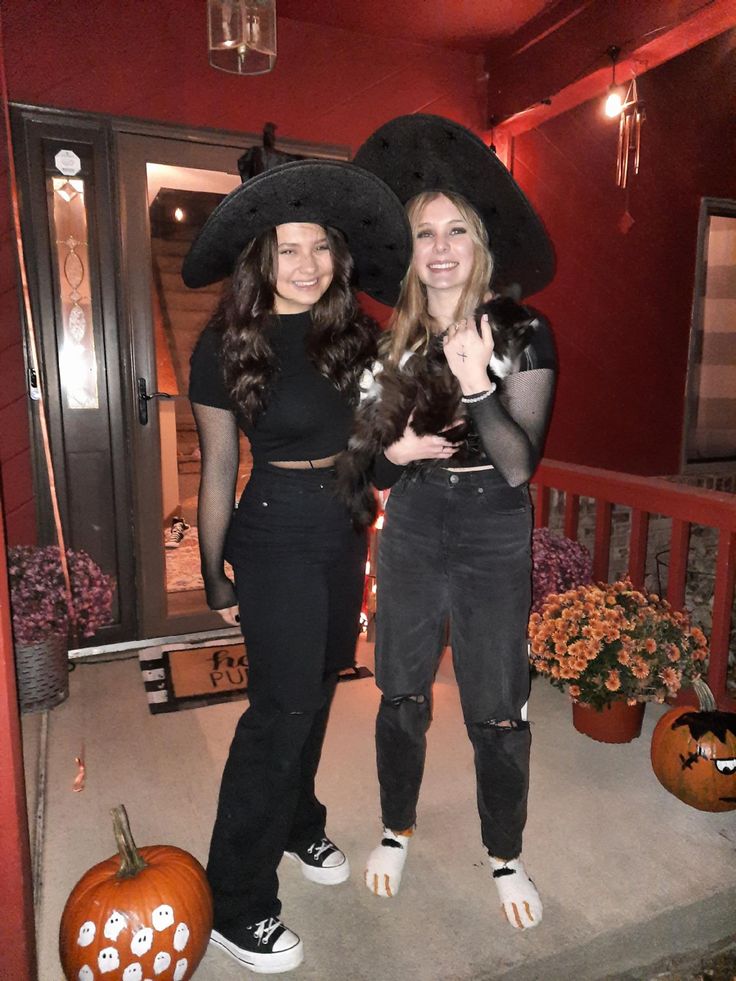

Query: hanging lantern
603;46;625;118
208;0;277;76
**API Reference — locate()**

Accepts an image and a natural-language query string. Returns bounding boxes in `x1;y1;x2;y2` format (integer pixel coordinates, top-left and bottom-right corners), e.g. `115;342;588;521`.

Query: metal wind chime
615;76;645;189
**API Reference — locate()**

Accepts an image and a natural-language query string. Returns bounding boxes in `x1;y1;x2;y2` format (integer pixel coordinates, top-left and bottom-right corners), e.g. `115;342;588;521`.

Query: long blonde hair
385;190;493;364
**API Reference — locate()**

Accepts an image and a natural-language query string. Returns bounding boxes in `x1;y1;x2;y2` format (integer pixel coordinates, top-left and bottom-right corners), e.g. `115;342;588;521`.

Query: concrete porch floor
22;638;736;981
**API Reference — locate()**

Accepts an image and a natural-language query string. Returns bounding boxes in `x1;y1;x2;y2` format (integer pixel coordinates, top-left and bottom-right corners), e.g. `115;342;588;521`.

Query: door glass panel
145;164;246;618
51;177;100;409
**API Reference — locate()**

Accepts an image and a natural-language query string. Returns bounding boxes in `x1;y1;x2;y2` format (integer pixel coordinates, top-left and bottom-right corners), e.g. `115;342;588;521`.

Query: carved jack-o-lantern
650;679;736;812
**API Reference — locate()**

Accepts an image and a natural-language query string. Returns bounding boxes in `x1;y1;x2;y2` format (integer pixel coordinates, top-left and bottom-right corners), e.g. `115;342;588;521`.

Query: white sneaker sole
209;929;304;974
283;850;351;885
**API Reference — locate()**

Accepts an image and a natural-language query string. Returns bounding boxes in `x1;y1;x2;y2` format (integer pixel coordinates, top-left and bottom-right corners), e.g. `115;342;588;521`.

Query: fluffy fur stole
335;296;539;530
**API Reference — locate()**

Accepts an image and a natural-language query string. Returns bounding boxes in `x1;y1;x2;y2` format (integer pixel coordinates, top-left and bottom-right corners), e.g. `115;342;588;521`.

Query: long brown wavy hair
207;224;378;423
385;190;493;364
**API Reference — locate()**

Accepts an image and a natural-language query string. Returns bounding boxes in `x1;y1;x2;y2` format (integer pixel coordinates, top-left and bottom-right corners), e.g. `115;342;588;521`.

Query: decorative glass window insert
51;176;99;409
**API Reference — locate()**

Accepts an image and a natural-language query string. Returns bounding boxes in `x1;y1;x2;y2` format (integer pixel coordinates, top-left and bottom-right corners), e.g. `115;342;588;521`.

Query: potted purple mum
531;528;593;613
7;545;114;712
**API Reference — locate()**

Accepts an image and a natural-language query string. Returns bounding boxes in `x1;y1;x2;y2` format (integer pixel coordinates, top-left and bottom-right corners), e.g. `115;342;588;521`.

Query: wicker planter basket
15;633;69;714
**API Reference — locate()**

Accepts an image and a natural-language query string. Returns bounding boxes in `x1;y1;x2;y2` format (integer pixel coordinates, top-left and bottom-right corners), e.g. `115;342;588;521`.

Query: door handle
137;377;174;425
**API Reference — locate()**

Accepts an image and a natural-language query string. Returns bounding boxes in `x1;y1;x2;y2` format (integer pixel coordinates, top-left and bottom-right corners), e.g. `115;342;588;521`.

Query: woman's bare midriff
269;454;339;470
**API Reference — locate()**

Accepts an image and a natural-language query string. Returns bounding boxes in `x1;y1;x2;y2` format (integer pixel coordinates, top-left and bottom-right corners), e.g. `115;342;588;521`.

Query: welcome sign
139;637;249;714
168;642;248;699
139;637;373;714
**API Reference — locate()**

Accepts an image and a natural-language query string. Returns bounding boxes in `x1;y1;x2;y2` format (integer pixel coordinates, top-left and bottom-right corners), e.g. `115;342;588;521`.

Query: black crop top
189;312;361;611
189;312;355;463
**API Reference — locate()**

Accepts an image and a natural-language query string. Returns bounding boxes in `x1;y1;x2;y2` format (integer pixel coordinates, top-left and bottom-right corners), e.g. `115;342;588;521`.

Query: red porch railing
531;460;736;711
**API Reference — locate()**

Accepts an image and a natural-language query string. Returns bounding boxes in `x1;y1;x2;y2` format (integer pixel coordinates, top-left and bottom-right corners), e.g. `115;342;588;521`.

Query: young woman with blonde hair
351;115;557;930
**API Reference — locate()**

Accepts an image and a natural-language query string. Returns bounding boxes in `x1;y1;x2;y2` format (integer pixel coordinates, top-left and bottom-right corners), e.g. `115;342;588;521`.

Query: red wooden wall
0;0;486;546
0;19;35;545
1;4;734;526
512;30;736;475
1;7;486;144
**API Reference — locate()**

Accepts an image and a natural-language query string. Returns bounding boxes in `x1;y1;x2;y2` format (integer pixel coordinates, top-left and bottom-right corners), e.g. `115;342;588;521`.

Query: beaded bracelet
460;383;496;404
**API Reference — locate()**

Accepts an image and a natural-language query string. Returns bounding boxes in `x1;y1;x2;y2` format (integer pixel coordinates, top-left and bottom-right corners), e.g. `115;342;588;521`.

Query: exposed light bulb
174;207;185;222
605;88;624;117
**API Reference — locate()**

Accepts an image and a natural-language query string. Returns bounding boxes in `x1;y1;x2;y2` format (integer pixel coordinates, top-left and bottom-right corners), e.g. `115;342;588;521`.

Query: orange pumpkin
651;679;736;813
59;805;213;981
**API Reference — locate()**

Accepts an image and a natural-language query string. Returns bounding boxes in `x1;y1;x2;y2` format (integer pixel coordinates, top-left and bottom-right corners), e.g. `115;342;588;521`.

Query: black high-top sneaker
284;836;350;885
164;516;190;549
209;917;304;974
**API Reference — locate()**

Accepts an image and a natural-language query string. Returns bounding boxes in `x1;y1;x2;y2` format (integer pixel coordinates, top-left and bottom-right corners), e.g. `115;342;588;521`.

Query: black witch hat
353;114;555;298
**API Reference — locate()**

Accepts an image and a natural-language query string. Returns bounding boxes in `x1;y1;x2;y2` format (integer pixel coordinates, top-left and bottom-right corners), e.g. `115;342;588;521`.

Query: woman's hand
216;605;241;627
442;314;494;395
384;413;458;466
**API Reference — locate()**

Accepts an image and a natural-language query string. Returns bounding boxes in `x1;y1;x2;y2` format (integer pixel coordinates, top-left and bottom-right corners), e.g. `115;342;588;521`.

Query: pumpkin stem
111;805;148;878
693;677;717;713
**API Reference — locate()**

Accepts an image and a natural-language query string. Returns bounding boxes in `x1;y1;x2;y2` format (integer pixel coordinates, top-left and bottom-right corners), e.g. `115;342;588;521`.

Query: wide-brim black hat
182;159;411;305
353;114;555;297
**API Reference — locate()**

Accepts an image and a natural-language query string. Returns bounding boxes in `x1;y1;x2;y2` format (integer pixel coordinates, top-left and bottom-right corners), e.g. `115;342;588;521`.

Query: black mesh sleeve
467;368;556;486
191;402;239;610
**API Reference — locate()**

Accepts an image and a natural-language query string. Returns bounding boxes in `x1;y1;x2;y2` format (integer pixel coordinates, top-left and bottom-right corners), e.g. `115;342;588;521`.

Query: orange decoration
651;680;736;813
59;805;213;980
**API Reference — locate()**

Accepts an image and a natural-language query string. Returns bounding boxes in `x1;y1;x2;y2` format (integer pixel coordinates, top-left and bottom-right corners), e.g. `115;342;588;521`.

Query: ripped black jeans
375;467;532;861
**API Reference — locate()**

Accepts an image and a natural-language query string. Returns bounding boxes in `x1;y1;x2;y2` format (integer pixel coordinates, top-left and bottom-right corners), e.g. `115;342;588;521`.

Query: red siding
0;127;32;545
512;30;736;475
1;5;485;148
0;1;485;545
3;4;734;490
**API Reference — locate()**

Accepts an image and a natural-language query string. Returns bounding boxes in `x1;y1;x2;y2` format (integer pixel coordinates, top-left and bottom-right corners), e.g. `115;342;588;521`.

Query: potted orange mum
528;579;709;741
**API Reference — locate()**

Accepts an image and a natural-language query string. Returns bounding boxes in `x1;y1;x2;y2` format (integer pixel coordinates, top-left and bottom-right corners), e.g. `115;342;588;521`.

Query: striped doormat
139;638;372;714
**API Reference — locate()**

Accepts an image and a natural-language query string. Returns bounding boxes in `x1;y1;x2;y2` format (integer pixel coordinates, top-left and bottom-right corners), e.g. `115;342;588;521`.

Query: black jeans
207;466;366;928
375;467;532;860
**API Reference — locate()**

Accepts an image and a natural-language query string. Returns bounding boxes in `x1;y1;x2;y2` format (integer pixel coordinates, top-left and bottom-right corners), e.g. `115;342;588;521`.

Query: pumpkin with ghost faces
59;805;213;981
650;679;736;812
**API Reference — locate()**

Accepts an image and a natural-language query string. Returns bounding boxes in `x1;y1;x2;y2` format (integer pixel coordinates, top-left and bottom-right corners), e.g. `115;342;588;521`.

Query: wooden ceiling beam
495;0;736;138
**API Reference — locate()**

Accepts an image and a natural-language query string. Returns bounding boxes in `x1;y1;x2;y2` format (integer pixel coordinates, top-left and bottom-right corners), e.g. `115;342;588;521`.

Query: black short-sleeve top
189;312;355;465
519;317;556;371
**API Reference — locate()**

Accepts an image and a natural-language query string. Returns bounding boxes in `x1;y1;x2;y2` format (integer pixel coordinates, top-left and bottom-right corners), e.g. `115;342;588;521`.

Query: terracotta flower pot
572;699;645;743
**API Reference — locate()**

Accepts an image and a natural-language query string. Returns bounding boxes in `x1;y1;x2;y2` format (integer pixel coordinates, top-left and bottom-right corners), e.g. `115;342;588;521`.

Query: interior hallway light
208;0;277;75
